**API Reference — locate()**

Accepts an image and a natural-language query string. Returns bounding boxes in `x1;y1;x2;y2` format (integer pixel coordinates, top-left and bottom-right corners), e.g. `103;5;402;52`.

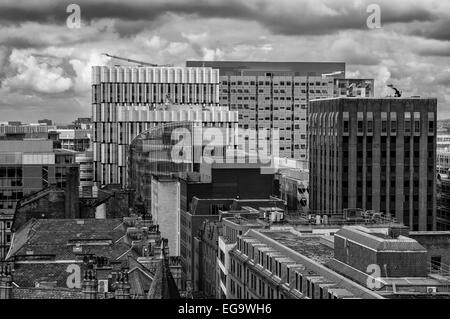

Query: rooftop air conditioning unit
426;287;437;294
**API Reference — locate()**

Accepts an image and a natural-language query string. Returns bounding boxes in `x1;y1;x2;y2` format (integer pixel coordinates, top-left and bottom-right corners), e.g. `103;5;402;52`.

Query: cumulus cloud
3;49;72;93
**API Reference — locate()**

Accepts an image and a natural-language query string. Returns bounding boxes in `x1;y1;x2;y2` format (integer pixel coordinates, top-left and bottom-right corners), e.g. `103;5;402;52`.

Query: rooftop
263;230;334;265
335;226;427;252
7;218;134;261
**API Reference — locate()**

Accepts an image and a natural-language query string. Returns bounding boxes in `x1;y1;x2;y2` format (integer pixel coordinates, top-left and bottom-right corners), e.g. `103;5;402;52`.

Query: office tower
91;65;222;187
127;110;239;207
309;98;437;231
186;61;346;159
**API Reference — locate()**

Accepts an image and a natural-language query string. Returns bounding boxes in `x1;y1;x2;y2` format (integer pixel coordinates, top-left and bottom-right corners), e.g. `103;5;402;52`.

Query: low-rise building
226;225;450;299
1;217;180;299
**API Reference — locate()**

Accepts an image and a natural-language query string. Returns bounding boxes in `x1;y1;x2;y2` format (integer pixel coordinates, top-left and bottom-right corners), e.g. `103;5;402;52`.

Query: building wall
309;98;437;231
151;177;180;256
437;176;450;230
76;151;94;198
410;232;450;267
180;209;221;291
334;235;428;277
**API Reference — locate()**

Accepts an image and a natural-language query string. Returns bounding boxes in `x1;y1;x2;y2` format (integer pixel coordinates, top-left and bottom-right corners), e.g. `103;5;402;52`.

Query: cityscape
1;0;450;304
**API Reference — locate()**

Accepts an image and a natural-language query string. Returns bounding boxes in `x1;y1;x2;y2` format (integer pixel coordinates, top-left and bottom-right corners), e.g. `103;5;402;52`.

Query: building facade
54;129;92;152
227;225;450;299
151;176;181;257
186;61;347;160
0;140;79;259
309;98;437;231
127;114;238;211
75;150;95;198
91;65;222;187
437;174;450;231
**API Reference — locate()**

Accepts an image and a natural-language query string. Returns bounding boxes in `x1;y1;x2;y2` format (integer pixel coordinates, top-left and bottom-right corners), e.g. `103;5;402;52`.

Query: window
428;112;435;133
381;112;388;133
391;112;397;134
367;113;373;133
343;112;349;134
414;112;421;133
405;112;411;134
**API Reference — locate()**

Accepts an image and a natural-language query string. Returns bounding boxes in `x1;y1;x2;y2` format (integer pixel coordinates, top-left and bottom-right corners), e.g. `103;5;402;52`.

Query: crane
102;53;173;67
387;84;402;97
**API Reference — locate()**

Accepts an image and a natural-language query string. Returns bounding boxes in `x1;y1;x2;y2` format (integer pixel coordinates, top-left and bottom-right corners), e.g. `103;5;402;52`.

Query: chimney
114;270;131;299
0;263;13;299
82;269;98;299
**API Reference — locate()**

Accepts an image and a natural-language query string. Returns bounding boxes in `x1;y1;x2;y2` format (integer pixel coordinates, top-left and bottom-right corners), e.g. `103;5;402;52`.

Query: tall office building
91;65;222;187
186;61;347;159
309;98;437;231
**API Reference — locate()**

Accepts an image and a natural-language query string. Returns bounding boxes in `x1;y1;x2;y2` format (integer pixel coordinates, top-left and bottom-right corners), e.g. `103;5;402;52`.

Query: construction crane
102;53;173;67
387;84;402;97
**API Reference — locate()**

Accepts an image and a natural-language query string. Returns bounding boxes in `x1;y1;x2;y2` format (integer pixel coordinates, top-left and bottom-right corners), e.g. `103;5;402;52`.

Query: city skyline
0;0;450;122
1;0;450;303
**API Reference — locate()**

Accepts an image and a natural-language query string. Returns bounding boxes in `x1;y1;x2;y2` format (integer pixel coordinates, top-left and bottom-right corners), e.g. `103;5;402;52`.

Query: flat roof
263;231;334;265
223;217;262;227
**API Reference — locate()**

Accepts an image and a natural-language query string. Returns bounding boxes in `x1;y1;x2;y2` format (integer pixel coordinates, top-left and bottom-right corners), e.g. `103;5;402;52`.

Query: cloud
0;0;442;37
0;0;450;122
3;49;72;94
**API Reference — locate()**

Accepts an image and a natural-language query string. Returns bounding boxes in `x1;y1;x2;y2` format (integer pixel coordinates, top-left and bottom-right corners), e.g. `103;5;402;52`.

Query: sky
0;0;449;123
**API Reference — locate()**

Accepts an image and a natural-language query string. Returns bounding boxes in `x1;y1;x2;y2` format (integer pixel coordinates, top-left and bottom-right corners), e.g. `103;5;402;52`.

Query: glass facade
128;121;232;210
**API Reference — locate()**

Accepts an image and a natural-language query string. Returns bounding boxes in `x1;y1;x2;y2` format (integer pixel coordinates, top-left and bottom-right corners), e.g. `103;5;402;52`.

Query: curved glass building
128;121;237;211
129;122;193;204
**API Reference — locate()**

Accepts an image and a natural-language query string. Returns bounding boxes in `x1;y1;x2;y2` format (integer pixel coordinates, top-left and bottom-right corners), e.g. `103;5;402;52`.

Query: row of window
222;80;331;87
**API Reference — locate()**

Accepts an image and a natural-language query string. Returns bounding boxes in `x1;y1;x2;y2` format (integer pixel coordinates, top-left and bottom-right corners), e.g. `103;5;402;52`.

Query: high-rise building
186;61;347;159
309;97;437;231
91;66;222;187
127;111;239;209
